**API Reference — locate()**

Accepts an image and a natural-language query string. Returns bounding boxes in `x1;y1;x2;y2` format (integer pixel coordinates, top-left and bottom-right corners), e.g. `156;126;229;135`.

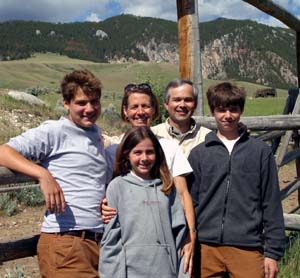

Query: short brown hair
114;126;173;195
206;82;246;113
61;69;102;103
121;83;159;122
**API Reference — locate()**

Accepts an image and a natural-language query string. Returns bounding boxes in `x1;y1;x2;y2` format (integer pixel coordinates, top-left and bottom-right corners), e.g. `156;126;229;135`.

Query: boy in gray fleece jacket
99;126;187;278
187;82;285;278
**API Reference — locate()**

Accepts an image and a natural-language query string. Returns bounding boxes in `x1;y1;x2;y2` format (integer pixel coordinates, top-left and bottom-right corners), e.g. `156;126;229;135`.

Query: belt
59;230;103;242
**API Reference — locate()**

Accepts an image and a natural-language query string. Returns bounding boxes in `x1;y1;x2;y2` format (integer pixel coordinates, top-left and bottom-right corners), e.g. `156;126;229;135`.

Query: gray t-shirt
8;117;108;233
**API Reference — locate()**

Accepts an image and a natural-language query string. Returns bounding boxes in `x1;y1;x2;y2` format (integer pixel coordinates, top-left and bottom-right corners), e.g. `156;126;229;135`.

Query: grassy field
0;53;289;117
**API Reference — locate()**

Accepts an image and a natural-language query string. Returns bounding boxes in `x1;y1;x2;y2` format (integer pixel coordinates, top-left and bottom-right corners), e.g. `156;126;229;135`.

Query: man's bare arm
0;144;66;214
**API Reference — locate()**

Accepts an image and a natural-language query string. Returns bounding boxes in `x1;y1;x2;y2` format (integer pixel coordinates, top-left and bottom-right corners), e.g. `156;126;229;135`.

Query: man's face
64;88;101;129
164;84;196;127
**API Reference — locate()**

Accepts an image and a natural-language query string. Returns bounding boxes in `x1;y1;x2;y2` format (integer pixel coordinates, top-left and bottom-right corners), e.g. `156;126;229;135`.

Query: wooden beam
194;115;300;131
255;130;285;141
243;0;300;32
284;213;300;231
280;179;300;201
276;90;300;165
176;0;204;115
0;235;39;263
297;32;300;86
177;0;193;80
0;167;35;185
280;149;300;167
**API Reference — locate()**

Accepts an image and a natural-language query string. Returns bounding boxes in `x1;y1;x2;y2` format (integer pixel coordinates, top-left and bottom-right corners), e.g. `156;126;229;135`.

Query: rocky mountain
0;15;297;88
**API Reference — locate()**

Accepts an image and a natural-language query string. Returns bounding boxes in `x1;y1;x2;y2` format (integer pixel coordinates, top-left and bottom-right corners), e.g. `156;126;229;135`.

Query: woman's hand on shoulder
101;197;117;224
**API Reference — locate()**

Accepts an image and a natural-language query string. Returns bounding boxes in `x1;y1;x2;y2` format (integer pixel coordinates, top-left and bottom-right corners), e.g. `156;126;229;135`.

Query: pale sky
0;0;299;28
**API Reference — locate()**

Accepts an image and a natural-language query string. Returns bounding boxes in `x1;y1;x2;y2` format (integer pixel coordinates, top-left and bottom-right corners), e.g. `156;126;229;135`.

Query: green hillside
0;15;297;89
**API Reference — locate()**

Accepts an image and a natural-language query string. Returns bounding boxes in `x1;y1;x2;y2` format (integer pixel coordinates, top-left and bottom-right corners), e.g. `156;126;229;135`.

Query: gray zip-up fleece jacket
187;131;285;260
99;173;187;278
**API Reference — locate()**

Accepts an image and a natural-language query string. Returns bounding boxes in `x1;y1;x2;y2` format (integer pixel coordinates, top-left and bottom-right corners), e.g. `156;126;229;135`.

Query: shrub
0;187;44;216
16;187;44;207
26;86;50;97
0;193;18;216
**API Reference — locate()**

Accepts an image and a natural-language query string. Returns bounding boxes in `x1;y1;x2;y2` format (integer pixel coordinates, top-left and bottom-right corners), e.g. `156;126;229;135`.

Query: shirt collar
167;118;197;140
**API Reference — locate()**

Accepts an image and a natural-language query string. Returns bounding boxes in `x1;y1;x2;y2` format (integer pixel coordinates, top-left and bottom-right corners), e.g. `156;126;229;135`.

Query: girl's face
123;93;154;127
128;138;156;179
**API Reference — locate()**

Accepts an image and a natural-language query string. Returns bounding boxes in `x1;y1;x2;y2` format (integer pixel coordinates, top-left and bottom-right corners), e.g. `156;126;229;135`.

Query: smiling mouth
176;110;189;115
138;164;151;170
83;115;96;120
134;116;148;122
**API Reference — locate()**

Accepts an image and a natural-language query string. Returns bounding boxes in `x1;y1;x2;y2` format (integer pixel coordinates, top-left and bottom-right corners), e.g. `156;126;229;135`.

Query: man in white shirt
151;79;211;158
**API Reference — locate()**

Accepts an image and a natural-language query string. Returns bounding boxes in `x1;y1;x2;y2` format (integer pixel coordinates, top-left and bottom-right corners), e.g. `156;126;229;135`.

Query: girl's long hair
114;126;173;195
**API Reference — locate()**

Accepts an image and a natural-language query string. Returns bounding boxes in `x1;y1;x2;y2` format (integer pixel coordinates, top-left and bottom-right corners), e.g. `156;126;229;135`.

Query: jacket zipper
220;151;232;243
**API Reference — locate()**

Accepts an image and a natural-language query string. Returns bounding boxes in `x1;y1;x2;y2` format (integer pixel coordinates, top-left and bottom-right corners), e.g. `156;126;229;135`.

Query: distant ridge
0;14;296;88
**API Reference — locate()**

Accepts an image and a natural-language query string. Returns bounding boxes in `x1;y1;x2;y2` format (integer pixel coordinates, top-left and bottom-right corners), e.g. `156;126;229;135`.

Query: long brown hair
114;126;173;195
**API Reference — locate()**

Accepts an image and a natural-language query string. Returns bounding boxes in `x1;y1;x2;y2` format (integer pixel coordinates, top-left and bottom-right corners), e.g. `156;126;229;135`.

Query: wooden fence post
176;0;204;115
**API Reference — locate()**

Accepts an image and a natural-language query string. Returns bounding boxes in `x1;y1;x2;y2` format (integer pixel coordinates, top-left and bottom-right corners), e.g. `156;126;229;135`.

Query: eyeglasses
124;83;152;93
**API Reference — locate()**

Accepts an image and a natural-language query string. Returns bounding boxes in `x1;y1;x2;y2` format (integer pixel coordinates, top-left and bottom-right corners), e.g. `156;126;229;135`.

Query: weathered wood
176;0;204;116
297;32;300;86
284;213;300;231
255;130;285;141
280;179;300;201
0;234;39;263
191;0;204;116
276;90;300;165
280;149;300;167
0;183;39;193
177;0;193;80
243;0;300;32
0;167;35;186
194;115;300;131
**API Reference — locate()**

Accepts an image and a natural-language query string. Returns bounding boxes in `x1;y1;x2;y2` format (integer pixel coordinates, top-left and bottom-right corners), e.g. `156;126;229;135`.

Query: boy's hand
101;197;117;223
39;169;66;215
264;257;279;278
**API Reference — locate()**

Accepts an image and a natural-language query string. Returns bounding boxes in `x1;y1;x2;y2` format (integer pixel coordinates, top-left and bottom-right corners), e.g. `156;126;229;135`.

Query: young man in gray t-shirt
0;69;109;278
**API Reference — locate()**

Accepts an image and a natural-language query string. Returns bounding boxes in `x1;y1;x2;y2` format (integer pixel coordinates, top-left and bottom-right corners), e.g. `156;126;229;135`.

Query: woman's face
123;93;155;127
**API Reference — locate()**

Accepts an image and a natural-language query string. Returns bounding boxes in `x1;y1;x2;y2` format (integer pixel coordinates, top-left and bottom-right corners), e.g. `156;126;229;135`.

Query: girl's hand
101;197;117;223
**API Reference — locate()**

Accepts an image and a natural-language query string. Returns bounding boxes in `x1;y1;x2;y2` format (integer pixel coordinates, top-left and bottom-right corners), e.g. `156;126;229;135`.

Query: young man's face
164;84;196;127
213;106;242;136
64;88;101;129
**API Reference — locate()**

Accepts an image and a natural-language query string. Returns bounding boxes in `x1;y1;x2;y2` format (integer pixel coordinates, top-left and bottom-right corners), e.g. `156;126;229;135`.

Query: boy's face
64;88;101;129
213;106;242;136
